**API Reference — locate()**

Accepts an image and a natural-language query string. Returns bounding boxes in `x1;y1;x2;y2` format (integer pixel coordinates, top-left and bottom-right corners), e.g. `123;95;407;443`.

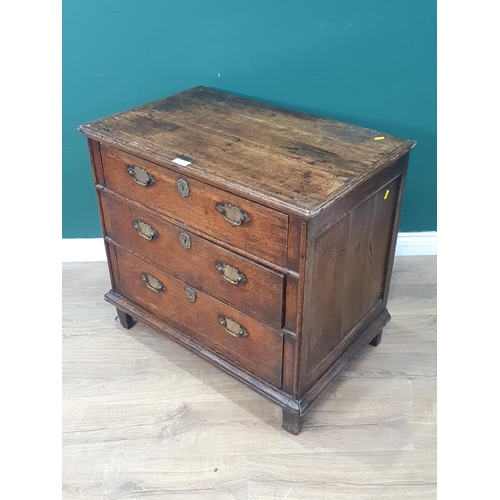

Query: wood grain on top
79;86;415;217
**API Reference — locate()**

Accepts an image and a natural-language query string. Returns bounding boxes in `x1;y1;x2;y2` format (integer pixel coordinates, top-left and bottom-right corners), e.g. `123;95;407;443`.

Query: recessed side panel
302;215;349;376
299;162;407;395
361;176;402;315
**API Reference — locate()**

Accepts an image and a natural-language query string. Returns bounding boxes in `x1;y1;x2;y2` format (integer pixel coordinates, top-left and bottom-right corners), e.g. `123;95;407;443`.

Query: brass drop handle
216;203;250;226
141;273;165;293
132;220;158;241
126;165;155;187
219;316;248;337
215;263;247;285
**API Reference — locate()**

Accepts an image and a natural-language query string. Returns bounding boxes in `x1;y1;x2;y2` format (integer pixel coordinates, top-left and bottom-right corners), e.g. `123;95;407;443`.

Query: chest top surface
79;86;415;217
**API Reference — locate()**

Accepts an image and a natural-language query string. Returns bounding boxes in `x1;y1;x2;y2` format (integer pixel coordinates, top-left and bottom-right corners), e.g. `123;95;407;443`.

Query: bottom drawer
113;245;283;387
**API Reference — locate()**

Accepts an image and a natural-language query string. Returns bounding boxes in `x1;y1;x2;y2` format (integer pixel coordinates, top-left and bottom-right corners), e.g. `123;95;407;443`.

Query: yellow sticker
374;136;385;140
384;189;390;200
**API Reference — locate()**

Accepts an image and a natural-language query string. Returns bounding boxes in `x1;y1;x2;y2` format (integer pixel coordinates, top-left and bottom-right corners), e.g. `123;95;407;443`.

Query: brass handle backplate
177;178;190;197
216;203;250;226
141;273;165;293
215;263;247;285
132;220;158;241
127;165;155;187
219;316;248;337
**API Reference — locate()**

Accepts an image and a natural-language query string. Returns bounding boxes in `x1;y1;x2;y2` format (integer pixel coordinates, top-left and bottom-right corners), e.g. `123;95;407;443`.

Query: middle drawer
101;193;285;329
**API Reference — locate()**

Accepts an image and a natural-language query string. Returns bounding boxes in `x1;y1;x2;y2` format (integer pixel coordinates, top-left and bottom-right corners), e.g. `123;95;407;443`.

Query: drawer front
100;145;289;266
113;246;283;387
101;193;284;328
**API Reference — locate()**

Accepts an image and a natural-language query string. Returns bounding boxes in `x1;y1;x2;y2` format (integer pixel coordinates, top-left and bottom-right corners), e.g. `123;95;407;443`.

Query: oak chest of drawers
79;86;415;434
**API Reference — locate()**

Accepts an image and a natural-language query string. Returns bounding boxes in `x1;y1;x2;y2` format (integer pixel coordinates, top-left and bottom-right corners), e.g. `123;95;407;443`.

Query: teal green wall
63;1;436;238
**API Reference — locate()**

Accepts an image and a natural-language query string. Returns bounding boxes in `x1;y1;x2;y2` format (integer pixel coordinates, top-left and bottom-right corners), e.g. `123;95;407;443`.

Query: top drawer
100;145;289;266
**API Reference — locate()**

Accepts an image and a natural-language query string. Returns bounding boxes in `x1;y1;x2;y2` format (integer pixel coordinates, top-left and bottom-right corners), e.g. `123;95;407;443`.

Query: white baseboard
62;232;436;262
395;231;437;256
62;238;108;262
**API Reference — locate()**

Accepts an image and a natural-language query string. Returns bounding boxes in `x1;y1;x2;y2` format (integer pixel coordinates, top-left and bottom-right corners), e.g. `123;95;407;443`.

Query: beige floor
62;256;436;499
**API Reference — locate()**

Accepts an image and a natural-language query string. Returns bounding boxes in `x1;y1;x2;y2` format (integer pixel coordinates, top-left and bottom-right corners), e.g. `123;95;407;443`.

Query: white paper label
172;157;191;167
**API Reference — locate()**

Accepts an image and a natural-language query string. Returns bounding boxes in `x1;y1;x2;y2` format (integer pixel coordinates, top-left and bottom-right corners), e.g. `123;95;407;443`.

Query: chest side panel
299;162;407;394
302;216;349;375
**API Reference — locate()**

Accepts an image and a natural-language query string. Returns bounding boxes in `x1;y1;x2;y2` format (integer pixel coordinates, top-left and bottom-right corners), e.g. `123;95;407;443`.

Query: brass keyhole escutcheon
179;231;191;249
185;286;196;303
177;178;190;197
